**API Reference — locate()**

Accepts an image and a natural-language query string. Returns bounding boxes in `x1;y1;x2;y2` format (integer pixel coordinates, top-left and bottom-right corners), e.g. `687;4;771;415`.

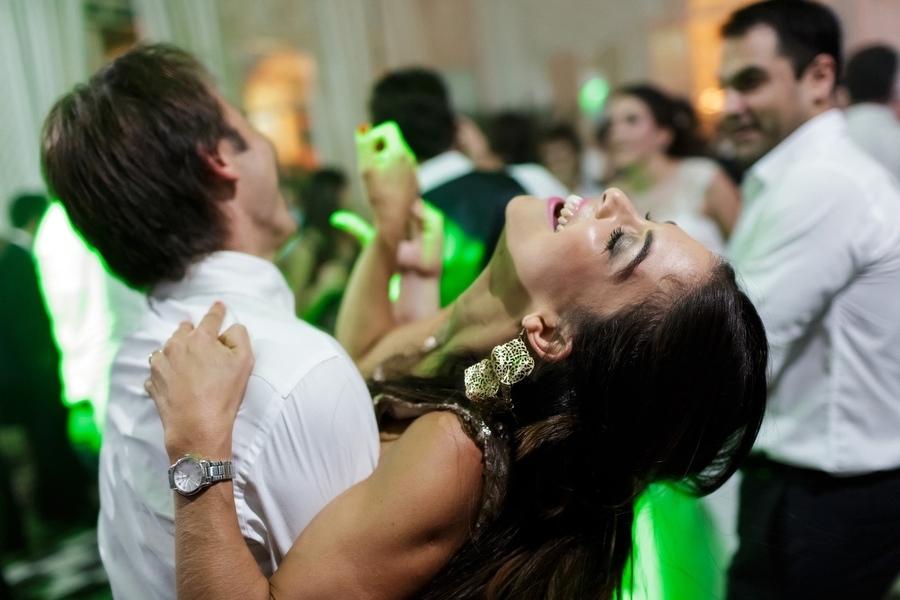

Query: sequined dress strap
373;394;510;532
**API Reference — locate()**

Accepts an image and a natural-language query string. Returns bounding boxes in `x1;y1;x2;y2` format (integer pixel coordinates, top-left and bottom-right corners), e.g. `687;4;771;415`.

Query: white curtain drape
131;0;235;100
473;0;540;111
307;0;376;202
0;0;87;233
377;0;427;70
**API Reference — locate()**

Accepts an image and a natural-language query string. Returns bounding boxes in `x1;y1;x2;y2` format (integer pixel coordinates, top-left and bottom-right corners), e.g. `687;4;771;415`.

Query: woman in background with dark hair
145;148;767;599
606;84;741;254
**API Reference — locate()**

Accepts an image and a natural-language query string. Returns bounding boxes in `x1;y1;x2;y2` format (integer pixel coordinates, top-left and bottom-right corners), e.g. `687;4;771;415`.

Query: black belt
742;454;900;486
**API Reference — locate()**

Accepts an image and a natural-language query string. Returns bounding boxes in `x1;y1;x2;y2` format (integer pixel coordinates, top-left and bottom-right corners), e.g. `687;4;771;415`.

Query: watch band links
205;460;233;483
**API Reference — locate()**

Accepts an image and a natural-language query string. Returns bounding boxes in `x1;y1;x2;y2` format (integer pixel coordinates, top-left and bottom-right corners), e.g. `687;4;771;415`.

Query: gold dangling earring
464;331;534;405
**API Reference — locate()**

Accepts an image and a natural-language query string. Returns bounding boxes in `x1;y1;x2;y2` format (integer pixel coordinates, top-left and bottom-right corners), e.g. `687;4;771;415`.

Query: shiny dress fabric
374;395;722;598
374;394;510;532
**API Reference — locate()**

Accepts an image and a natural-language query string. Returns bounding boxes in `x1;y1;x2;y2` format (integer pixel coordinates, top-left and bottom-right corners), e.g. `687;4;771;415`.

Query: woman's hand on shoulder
145;302;254;462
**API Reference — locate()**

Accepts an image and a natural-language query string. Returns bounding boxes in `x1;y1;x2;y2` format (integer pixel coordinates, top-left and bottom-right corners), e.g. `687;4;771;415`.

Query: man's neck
220;212;292;264
810;99;836;119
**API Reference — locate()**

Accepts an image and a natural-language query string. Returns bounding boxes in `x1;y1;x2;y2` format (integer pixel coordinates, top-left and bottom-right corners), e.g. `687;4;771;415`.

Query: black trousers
727;457;900;600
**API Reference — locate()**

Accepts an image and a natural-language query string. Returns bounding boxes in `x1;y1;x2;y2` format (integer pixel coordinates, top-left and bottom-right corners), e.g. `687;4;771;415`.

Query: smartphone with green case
355;120;417;172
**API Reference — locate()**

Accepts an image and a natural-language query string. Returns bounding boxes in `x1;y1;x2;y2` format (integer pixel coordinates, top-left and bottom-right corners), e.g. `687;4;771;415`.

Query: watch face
173;458;205;494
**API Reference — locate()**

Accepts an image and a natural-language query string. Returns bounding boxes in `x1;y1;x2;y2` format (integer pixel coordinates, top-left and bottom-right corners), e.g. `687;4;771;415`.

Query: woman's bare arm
268;411;482;599
170;411;482;600
147;304;483;600
335;149;419;362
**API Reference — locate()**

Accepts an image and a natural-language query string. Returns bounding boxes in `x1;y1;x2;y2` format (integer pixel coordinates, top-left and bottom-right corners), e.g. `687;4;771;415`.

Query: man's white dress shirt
417;150;567;199
98;251;380;599
729;109;900;474
417;150;474;194
508;163;569;199
845;103;900;183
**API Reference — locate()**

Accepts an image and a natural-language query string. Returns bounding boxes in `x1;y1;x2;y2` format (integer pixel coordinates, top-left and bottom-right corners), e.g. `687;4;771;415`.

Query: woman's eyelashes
606;227;625;253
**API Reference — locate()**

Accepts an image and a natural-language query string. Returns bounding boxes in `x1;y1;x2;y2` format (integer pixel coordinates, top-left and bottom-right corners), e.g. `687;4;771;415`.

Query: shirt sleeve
231;353;380;575
729;162;871;382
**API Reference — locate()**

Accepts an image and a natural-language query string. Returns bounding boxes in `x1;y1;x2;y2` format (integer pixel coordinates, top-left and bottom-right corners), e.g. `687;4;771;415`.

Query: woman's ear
656;126;675;153
522;312;572;362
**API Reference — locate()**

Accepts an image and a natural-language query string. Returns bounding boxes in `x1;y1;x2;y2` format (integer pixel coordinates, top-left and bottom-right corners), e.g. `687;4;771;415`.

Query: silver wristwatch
168;454;234;496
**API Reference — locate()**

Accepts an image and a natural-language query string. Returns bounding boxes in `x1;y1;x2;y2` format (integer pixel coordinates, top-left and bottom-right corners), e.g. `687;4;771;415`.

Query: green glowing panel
579;77;610;115
32;202;145;452
330;204;484;307
439;217;484;306
330;210;375;246
619;484;725;600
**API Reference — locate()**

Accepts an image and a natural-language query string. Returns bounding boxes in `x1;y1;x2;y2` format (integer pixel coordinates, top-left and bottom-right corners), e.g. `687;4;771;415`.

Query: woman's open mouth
548;195;584;231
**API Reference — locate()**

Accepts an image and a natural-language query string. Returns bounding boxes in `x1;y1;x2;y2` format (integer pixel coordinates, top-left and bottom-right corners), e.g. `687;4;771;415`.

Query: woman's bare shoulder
394;410;485;495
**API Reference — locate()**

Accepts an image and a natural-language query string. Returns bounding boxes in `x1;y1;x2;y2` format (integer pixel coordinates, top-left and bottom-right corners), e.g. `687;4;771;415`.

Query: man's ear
199;139;239;183
803;53;837;105
522;312;572;362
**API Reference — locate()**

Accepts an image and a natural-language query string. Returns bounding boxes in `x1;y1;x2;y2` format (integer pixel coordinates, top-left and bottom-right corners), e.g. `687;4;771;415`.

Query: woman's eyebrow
615;230;654;282
646;213;677;227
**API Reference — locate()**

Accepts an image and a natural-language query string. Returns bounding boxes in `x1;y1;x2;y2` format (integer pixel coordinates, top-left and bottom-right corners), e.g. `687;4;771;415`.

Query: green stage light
330;210;375;246
579;77;611;115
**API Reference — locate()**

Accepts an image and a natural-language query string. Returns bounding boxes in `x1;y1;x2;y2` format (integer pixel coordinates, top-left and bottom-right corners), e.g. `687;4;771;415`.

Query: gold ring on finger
148;349;163;365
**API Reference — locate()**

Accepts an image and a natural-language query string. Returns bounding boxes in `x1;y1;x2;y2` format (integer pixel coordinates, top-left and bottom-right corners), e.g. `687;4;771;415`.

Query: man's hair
41;43;246;290
540;122;582;154
368;68;456;161
488;112;539;165
9;193;49;229
722;0;842;84
844;45;898;104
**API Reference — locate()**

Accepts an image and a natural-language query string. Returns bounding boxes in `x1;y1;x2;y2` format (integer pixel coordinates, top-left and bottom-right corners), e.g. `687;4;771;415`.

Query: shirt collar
417;151;474;193
845;102;897;121
151;251;294;314
745;108;847;196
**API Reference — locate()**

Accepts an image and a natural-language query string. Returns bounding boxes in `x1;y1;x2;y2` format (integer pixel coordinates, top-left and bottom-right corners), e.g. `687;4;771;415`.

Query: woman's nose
596;188;640;220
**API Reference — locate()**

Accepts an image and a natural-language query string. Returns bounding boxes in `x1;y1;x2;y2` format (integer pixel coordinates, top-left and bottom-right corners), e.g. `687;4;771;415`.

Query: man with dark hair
369;67;526;305
8;193;48;232
42;44;379;599
719;2;900;598
843;44;900;179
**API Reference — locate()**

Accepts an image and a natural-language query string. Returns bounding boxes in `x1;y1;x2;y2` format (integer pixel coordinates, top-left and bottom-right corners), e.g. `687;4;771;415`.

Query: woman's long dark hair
372;261;768;599
614;84;708;159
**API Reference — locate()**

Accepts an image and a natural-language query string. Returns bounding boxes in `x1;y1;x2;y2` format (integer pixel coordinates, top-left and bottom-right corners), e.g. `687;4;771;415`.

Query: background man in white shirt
719;2;900;599
843;44;900;182
41;44;380;599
